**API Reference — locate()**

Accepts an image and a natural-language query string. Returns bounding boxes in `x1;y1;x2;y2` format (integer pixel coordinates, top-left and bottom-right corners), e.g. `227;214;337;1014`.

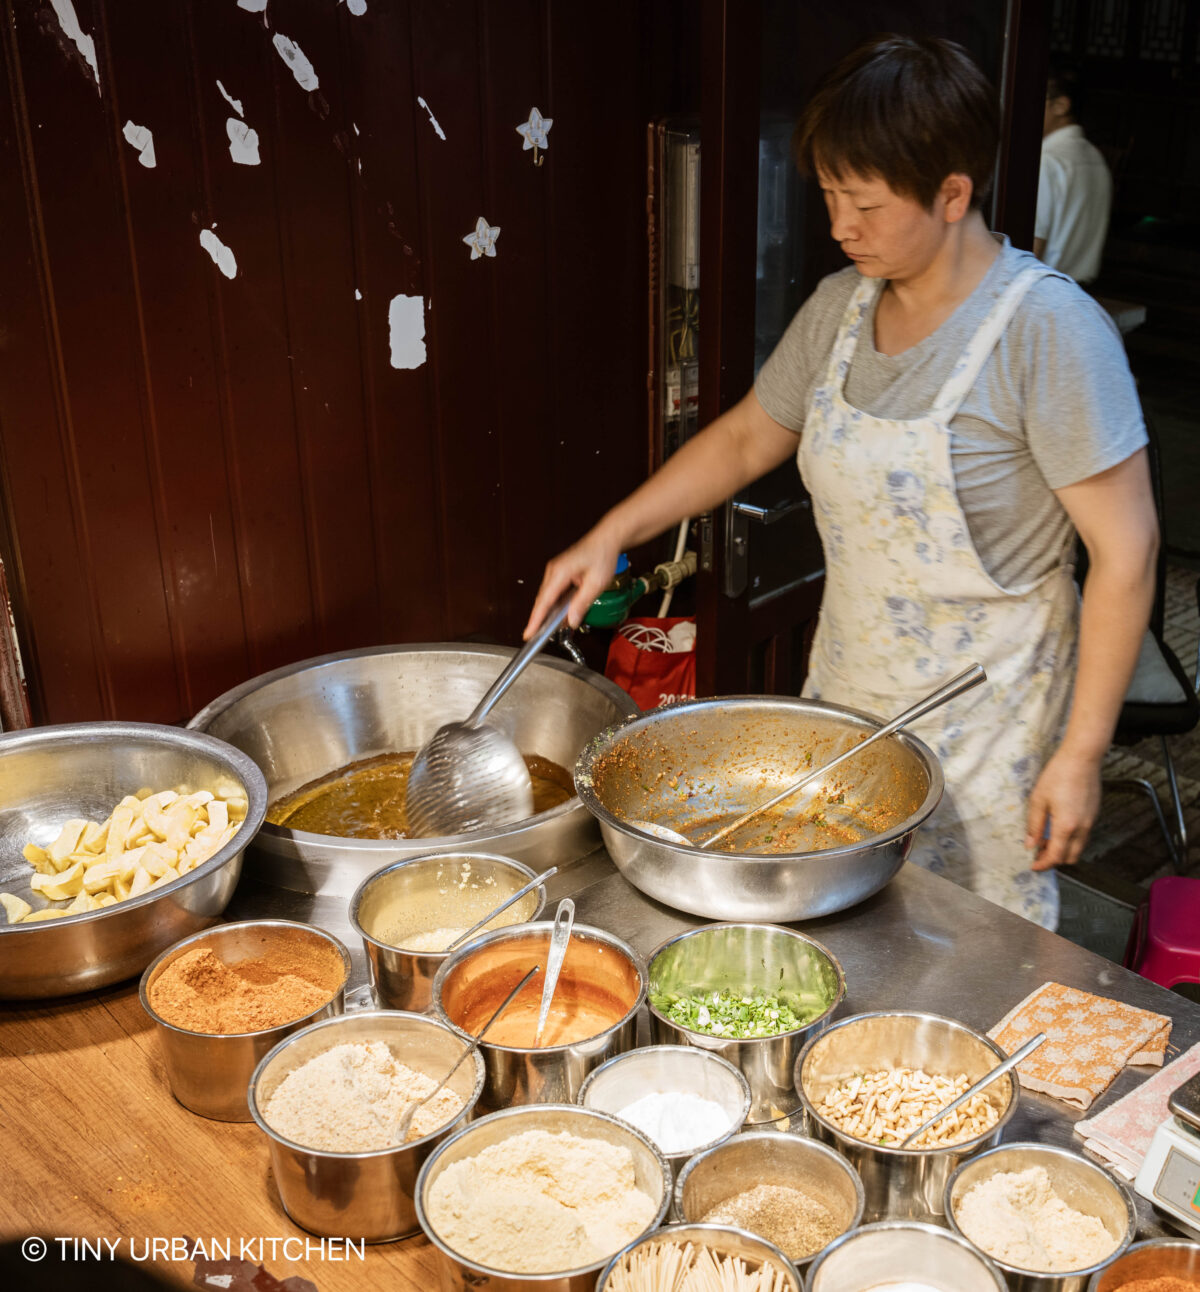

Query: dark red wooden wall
0;0;671;724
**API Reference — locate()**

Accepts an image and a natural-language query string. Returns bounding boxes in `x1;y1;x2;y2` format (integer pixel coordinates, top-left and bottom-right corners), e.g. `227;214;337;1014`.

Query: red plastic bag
604;618;697;711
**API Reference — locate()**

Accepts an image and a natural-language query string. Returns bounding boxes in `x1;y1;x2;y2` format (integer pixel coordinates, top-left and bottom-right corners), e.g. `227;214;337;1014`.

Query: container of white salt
577;1045;750;1174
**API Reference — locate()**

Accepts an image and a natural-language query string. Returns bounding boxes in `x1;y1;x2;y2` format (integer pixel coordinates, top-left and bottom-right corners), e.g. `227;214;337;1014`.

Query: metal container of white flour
944;1143;1136;1292
247;1010;485;1242
415;1103;671;1292
577;1045;751;1177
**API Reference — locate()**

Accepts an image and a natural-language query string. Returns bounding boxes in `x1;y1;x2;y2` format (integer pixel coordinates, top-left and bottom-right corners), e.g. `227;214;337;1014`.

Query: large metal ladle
405;592;572;837
632;663;986;851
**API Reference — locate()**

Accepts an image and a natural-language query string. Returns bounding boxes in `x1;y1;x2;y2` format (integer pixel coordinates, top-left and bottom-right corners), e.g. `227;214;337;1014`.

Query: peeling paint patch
122;121;156;168
388;294;426;369
237;0;268;13
354;289;362;301
227;118;260;165
217;80;244;117
417;96;446;141
200;229;238;280
272;34;318;91
340;0;368;14
50;0;100;91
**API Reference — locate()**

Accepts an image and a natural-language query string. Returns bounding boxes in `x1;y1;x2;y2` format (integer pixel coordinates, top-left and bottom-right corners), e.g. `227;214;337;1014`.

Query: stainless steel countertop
227;847;1199;1240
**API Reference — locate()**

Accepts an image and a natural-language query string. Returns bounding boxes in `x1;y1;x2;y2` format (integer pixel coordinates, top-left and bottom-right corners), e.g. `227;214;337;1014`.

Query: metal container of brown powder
139;919;350;1122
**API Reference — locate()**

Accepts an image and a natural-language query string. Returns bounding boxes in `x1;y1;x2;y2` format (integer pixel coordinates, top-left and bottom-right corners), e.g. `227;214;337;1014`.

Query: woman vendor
526;35;1157;930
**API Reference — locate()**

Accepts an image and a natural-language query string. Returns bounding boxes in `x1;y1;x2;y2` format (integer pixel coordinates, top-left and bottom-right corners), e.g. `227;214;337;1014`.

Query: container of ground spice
1087;1238;1200;1292
674;1129;864;1268
248;1009;485;1242
349;852;547;1012
945;1142;1136;1291
139;919;350;1121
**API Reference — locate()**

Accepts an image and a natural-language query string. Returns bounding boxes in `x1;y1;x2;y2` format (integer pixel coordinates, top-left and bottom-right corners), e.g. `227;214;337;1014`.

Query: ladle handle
699;663;986;851
445;868;558;952
535;898;575;1044
899;1031;1046;1148
397;965;540;1142
468;592;573;727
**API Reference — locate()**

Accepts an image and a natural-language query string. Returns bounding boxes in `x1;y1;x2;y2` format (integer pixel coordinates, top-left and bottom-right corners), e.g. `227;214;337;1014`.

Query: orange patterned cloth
989;981;1172;1111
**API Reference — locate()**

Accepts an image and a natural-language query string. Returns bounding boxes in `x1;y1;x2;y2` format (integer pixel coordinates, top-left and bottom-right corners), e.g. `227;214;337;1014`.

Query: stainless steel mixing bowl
188;644;636;897
249;1009;486;1242
574;696;943;921
350;852;547;1013
0;722;267;998
946;1143;1135;1292
674;1130;864;1267
795;1011;1018;1222
647;923;845;1125
416;1103;671;1292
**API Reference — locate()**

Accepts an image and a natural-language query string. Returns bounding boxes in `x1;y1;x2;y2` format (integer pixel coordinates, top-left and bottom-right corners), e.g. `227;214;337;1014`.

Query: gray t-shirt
754;240;1146;587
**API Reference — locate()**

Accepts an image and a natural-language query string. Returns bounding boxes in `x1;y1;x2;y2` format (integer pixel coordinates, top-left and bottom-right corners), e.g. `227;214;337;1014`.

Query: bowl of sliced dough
0;721;267;998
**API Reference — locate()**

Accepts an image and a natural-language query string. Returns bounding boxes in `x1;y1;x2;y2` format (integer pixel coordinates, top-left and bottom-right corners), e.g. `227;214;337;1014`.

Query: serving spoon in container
395;964;540;1143
899;1031;1046;1148
444;867;558;952
534;898;575;1046
631;663;986;850
405;592;573;837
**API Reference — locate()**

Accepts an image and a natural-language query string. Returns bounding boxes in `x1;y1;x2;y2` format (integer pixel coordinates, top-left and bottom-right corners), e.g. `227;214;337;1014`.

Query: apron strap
821;275;883;390
928;264;1068;424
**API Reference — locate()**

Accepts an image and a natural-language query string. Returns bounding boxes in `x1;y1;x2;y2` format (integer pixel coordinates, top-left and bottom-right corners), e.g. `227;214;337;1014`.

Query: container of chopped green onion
646;923;845;1125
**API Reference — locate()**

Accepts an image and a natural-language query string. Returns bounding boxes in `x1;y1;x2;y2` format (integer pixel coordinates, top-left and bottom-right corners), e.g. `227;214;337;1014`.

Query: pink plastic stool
1125;876;1200;989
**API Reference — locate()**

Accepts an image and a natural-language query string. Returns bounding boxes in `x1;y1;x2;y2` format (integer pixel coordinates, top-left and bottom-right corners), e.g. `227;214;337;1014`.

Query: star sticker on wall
516;107;552;165
463;216;501;260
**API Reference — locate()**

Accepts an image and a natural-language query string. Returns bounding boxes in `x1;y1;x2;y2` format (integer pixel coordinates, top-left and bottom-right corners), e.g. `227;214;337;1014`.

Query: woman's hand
1025;746;1103;870
523;525;623;638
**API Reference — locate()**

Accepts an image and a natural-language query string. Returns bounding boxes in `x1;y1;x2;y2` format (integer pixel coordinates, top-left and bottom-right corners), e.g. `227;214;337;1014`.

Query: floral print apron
798;265;1078;929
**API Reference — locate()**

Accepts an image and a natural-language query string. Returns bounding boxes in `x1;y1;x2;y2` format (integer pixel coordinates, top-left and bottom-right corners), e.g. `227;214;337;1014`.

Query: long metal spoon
444;867;558;952
405;591;573;837
633;663;986;851
899;1032;1046;1149
396;965;540;1143
534;898;575;1046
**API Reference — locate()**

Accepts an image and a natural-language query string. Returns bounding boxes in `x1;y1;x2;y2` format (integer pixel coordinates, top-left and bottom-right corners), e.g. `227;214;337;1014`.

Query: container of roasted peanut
794;1010;1018;1223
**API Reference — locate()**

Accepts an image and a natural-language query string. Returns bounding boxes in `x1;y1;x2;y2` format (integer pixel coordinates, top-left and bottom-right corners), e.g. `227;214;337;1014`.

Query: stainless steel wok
188;645;637;896
574;696;943;921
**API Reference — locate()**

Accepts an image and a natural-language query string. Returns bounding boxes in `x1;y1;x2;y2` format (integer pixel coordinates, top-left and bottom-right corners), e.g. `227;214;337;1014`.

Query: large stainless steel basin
188;645;636;896
575;696;943;922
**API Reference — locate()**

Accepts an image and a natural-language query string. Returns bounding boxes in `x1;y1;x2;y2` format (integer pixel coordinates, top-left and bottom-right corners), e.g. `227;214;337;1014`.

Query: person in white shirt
1034;61;1112;284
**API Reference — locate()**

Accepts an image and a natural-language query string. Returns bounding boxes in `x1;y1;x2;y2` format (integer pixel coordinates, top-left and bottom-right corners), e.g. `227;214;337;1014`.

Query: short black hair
793;34;999;211
1046;58;1081;114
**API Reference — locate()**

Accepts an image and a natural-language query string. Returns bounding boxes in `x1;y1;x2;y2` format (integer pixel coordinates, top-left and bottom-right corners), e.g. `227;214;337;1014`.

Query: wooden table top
0;980;437;1291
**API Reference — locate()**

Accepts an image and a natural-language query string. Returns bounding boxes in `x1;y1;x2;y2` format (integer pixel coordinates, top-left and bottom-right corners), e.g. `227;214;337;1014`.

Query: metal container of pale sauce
432;921;646;1112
